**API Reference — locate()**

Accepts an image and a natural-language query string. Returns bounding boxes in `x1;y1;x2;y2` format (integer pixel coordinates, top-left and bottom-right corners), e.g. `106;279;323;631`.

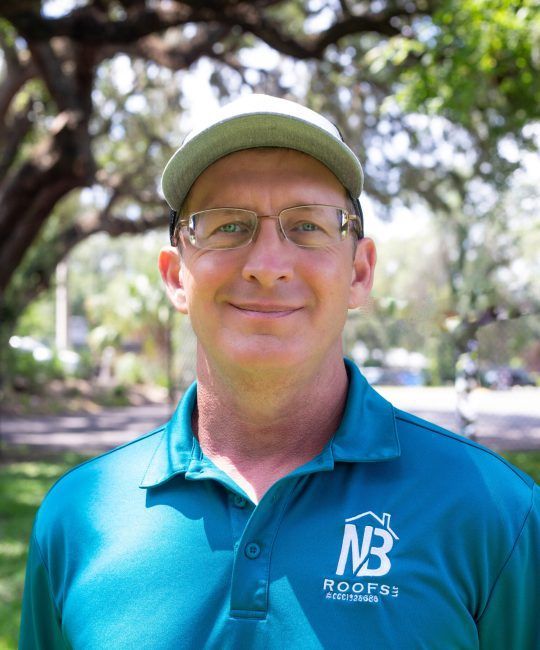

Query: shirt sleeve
19;530;69;650
477;482;540;649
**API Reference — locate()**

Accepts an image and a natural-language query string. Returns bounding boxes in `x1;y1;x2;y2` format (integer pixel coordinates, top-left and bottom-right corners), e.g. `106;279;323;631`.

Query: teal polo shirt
20;360;539;649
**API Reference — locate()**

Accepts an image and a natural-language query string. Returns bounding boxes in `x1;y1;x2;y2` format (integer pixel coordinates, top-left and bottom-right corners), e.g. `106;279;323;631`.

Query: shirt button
245;542;261;559
232;494;247;508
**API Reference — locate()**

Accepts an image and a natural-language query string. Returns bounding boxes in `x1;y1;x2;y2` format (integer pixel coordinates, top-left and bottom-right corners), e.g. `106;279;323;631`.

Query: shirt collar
331;358;400;462
140;358;400;489
140;381;199;488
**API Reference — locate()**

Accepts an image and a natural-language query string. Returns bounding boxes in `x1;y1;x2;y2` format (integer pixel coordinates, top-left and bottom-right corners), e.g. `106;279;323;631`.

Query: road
1;386;539;453
378;386;540;452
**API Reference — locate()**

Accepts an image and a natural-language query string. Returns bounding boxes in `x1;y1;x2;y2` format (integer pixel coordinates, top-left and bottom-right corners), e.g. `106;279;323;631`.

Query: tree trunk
0;112;95;292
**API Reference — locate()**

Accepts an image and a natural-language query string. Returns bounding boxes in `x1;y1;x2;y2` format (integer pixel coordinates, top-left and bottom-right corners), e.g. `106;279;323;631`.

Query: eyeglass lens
188;205;349;250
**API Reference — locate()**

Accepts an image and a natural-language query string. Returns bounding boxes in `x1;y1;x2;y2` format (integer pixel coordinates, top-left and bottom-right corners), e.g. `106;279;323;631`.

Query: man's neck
193;352;349;504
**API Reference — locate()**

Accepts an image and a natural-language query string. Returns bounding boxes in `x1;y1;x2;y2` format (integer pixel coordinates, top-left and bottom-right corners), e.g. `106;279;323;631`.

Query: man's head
158;95;376;376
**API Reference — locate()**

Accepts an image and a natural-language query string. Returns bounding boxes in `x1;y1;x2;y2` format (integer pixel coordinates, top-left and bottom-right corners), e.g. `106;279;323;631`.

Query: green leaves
395;0;540;137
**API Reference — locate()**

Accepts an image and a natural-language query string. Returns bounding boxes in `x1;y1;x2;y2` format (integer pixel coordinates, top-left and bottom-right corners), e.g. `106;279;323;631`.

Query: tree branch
0;112;95;291
130;23;232;69
0;56;36;124
0;98;33;179
1;206;168;327
4;2;407;62
27;39;81;112
3;4;195;43
338;0;353;18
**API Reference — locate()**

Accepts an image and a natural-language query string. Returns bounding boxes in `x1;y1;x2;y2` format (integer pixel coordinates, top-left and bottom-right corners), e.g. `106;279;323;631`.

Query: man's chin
207;337;306;373
231;347;301;370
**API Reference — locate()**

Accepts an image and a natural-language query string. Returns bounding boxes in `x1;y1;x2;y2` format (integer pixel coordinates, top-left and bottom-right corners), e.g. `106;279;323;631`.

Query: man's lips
229;302;302;317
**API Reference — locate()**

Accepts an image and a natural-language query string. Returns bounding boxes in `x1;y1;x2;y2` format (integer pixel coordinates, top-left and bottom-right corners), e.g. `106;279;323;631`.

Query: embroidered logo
322;512;400;604
336;512;398;577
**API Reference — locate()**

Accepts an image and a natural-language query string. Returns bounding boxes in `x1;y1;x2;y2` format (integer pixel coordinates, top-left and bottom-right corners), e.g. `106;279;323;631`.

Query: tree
0;0;426;320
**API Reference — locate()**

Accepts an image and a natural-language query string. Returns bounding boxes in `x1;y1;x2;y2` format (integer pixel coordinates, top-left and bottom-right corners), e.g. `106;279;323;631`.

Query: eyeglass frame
172;204;363;250
169;194;364;249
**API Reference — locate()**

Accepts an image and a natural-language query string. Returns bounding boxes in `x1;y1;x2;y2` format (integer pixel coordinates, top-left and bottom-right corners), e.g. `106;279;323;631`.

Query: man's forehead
195;147;333;176
184;147;347;211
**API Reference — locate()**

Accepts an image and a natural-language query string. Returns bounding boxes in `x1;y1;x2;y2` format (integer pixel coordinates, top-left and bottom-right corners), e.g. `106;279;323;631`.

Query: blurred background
1;0;540;412
0;0;539;645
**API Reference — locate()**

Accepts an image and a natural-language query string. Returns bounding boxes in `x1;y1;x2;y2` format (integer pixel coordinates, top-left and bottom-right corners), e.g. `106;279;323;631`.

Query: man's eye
219;223;240;233
216;222;249;233
293;221;320;232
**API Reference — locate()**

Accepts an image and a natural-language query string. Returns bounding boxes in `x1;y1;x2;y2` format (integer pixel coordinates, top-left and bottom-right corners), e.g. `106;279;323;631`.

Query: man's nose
241;217;295;287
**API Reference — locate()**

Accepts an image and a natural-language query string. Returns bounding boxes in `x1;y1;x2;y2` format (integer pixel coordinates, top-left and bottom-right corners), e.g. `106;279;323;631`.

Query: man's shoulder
393;407;535;505
34;425;166;534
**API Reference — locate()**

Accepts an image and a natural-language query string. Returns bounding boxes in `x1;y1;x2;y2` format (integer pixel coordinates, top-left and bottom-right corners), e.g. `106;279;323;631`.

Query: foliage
0;447;538;648
394;0;540;139
1;196;80;333
344;170;540;380
72;229;186;387
504;451;540;484
5;347;64;393
3;228;197;395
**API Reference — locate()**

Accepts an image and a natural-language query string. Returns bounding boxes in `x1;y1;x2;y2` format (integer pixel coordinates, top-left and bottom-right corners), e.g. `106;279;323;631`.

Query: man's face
159;148;376;375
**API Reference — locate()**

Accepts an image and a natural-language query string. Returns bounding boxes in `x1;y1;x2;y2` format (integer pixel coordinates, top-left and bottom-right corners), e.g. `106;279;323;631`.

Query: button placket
228;492;253;545
229;479;296;619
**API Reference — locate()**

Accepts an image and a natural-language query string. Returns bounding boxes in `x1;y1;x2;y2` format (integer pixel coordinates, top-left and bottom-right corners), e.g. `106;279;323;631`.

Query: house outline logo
336;511;399;578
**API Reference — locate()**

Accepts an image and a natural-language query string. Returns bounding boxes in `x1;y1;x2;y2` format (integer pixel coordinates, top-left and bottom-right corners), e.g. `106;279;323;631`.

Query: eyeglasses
174;205;363;250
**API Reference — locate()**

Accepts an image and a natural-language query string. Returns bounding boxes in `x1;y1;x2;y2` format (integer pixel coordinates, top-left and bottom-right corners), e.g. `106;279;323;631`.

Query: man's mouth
230;303;302;317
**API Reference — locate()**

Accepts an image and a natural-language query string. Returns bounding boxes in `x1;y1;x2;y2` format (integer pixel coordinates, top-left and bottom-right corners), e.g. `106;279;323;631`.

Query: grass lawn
1;448;539;649
0;450;91;650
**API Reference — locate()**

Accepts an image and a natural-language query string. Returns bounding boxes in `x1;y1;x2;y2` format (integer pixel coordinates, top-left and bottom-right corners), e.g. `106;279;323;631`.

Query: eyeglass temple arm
332;122;364;237
347;192;364;238
169;209;178;244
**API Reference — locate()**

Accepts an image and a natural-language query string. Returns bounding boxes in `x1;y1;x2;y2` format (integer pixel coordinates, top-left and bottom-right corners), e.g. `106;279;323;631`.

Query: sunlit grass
0;451;91;649
0;449;538;649
503;451;540;484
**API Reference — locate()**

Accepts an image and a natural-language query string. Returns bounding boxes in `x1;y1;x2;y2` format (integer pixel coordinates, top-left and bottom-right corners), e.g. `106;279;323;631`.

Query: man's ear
158;246;188;314
349;237;377;309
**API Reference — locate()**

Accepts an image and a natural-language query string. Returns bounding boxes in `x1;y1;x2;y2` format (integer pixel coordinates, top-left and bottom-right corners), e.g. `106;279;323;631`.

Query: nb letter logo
336;512;398;577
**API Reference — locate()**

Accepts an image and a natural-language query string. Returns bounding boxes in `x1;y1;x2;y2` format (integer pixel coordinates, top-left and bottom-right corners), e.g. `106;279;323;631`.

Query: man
20;95;539;649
